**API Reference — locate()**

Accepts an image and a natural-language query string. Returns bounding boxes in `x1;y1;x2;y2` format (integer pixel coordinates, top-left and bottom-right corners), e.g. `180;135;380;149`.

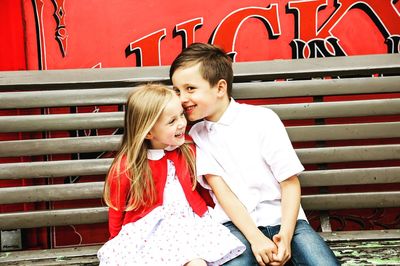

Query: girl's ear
145;132;153;140
216;79;228;97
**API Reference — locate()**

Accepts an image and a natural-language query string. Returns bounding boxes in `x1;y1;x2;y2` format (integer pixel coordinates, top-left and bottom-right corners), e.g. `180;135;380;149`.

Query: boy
170;43;339;265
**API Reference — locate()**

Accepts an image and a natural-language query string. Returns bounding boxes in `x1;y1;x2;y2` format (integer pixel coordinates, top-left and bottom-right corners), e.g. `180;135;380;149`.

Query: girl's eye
168;118;175;125
173;88;180;95
187;86;194;91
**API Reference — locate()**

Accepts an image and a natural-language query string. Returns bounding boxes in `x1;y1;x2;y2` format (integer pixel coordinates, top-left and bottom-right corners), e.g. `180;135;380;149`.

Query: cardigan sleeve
107;160;131;239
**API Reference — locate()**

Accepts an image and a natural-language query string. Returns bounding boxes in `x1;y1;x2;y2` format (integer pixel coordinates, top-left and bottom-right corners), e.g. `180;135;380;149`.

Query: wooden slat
269;98;400;120
0;159;112;180
299;167;400;187
0;87;132;109
0;66;169;88
0;245;101;265
1;145;399;179
287;122;400;142
0;207;108;230
301;191;400;210
2;122;398;157
1;98;399;133
233;76;400;99
1;54;398;89
297;144;400;164
233;53;400;81
0;135;121;157
0;182;104;204
1;76;399;109
320;229;400;242
0;112;124;133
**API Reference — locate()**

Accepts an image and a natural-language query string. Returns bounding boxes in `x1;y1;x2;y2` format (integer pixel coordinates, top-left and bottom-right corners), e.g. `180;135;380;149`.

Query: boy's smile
172;63;229;122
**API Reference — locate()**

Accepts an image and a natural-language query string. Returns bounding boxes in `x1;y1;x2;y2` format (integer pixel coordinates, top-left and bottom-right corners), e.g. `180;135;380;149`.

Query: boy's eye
187;86;194;91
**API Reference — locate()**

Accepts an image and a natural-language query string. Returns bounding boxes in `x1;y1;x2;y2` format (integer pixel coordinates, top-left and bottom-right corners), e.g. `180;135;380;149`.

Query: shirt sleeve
195;145;225;189
261;109;304;182
107;163;131;239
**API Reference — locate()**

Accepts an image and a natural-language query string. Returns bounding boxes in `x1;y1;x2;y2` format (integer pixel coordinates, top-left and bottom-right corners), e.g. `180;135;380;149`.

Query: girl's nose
177;116;187;129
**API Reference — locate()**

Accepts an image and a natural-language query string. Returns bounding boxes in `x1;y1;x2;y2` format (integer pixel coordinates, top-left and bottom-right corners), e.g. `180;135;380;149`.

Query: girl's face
146;94;187;149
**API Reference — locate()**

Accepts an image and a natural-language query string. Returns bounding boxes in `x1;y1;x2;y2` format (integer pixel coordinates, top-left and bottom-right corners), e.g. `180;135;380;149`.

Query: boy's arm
270;175;301;266
205;174;278;265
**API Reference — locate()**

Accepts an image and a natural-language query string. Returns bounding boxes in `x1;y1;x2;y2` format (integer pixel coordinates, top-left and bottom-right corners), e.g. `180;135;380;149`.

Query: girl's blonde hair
103;83;196;211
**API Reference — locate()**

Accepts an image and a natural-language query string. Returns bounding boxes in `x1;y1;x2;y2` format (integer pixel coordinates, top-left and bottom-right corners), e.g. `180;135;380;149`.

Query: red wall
0;0;26;71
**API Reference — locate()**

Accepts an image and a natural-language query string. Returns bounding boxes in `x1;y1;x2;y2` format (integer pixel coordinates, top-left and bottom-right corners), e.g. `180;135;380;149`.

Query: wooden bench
0;53;399;265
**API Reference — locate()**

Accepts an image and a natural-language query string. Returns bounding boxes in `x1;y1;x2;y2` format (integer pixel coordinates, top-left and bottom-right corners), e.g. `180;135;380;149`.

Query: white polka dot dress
98;159;245;265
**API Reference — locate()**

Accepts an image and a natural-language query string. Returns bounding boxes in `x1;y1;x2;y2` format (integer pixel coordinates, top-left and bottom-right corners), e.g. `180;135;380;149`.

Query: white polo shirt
191;99;307;226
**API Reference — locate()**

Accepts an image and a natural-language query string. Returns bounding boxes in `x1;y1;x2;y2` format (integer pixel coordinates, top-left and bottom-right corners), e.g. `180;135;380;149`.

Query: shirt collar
147;145;178;160
204;98;238;131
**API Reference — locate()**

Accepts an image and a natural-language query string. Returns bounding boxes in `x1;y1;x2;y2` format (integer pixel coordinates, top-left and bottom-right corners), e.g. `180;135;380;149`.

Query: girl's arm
106;164;130;239
205;174;277;265
108;208;125;239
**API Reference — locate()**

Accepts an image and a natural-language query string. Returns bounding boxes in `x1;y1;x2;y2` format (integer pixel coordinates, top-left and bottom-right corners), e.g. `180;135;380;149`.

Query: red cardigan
107;145;212;239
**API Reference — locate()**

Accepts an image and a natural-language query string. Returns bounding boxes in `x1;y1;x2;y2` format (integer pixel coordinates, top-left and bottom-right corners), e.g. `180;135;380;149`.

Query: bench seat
1;53;399;265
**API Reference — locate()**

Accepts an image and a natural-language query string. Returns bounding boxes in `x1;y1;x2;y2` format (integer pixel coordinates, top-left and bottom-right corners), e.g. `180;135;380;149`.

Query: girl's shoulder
184;134;196;151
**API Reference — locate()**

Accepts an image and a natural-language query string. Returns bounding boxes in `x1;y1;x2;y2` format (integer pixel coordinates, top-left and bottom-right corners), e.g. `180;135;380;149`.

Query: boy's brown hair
169;43;233;97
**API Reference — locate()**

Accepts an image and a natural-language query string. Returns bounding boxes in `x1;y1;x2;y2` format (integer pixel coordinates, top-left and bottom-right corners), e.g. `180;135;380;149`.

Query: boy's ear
216;79;228;97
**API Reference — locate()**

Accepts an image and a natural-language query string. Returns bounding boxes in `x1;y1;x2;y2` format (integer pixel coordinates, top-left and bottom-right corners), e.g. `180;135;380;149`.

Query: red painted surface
0;0;26;71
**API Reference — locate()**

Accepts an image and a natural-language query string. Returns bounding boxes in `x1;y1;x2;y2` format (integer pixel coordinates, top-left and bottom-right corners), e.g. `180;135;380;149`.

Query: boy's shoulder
235;101;278;119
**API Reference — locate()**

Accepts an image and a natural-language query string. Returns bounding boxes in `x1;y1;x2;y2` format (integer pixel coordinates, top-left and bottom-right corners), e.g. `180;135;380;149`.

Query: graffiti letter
174;18;203;49
288;0;400;58
210;4;281;61
125;29;167;66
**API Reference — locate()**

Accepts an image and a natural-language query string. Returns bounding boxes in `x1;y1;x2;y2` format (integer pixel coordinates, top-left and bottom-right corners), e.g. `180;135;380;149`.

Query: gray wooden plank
0;112;124;133
0;182;104;204
1;54;398;88
0;245;101;265
1;98;399;133
233;76;400;99
299;167;400;187
0;207;108;230
1;145;399;179
0;135;121;157
321;229;400;242
2;122;399;157
2;75;399;109
0;66;169;88
287;122;400;142
296;144;400;164
268;98;400;120
0;87;133;109
301;191;400;210
0;159;112;179
233;53;400;81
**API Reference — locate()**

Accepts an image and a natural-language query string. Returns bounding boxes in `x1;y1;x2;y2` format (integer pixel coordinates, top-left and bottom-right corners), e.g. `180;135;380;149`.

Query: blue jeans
223;220;340;265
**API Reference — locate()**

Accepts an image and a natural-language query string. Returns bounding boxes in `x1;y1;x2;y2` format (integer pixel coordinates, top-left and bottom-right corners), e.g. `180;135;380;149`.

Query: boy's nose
179;91;189;103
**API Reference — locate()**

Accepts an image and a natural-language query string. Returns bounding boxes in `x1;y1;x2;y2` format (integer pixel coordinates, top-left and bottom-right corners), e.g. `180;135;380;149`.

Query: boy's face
172;63;227;122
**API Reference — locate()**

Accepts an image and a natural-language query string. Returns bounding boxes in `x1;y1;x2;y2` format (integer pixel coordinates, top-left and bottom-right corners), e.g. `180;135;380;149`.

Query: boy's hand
250;233;278;266
269;233;291;266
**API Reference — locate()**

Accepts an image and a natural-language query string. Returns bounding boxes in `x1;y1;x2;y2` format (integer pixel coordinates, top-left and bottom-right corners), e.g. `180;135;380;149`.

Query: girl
97;84;245;266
